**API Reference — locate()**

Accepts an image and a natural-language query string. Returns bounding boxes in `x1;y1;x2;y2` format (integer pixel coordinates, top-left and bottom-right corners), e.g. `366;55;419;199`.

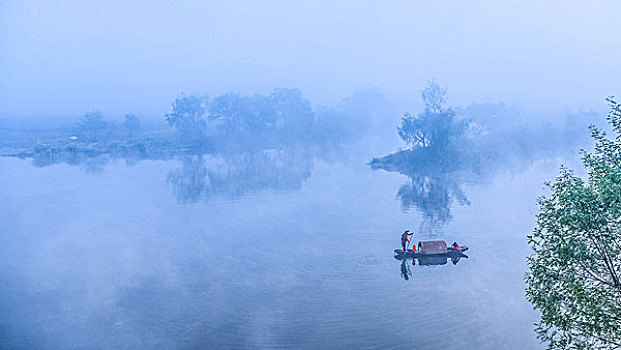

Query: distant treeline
0;88;389;177
164;88;375;151
0;85;609;205
0;85;603;173
0;88;386;154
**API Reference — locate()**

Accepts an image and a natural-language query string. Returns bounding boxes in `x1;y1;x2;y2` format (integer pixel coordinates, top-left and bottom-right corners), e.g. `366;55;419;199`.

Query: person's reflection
400;259;412;281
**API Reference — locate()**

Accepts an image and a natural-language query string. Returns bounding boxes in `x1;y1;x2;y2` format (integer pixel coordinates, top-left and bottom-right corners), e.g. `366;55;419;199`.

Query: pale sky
1;0;620;119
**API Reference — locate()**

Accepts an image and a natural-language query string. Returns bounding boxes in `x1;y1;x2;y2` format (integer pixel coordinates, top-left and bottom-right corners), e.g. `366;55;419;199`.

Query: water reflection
167;147;314;202
370;148;479;233
24;141;171;173
4;88;384;204
395;249;469;280
397;172;471;229
11;139;322;203
399;260;412;280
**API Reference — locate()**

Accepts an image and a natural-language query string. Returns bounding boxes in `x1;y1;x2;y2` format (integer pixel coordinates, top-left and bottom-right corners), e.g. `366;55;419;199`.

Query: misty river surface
0;147;571;349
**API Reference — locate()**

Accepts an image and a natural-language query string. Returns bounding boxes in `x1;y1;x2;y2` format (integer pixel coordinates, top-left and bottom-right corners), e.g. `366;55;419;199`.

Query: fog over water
0;145;580;349
1;1;620;349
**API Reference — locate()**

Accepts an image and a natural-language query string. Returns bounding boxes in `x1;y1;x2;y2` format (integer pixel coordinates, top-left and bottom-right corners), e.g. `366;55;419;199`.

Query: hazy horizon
1;1;620;120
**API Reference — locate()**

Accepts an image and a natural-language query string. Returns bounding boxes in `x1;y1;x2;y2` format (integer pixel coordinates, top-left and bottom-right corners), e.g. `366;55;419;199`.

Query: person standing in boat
401;230;413;252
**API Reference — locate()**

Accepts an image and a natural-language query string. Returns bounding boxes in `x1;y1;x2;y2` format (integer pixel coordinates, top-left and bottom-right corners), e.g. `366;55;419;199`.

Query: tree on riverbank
165;94;209;143
526;98;621;349
397;82;469;152
123;114;141;138
164;88;364;151
78;110;110;142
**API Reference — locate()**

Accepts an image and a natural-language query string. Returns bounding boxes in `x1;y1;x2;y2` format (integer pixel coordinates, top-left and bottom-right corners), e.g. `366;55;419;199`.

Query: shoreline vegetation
369;83;601;233
0;85;604;209
0;88;386;167
0;84;606;210
1;87;601;165
0;88;389;199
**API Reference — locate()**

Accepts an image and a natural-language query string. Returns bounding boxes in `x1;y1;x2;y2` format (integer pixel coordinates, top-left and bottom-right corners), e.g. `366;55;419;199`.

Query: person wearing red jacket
401;230;413;252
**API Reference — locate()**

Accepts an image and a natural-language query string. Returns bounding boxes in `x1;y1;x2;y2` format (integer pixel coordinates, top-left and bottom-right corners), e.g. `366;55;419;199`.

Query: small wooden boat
394;240;469;260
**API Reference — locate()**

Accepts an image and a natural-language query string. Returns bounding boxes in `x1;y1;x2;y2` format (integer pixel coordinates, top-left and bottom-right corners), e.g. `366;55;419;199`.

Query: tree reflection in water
18;142;318;203
167;147;314;203
370;148;480;234
397;172;470;229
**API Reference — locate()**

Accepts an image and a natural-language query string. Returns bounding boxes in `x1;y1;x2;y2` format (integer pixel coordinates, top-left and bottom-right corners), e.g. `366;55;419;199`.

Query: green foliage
526;98;621;349
397;82;469;152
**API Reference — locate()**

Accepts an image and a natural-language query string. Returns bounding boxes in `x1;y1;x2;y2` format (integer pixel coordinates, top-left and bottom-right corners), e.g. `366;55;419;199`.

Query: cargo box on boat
417;240;447;255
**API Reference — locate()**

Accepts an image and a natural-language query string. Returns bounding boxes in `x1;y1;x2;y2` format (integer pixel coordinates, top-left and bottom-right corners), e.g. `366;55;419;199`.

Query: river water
0;142;577;349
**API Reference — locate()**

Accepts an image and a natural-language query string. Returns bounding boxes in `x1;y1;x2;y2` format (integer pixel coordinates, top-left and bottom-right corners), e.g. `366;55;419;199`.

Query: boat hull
393;246;469;260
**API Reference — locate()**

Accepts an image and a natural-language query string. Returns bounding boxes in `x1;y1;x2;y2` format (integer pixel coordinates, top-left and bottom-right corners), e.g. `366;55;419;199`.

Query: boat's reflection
395;250;468;280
